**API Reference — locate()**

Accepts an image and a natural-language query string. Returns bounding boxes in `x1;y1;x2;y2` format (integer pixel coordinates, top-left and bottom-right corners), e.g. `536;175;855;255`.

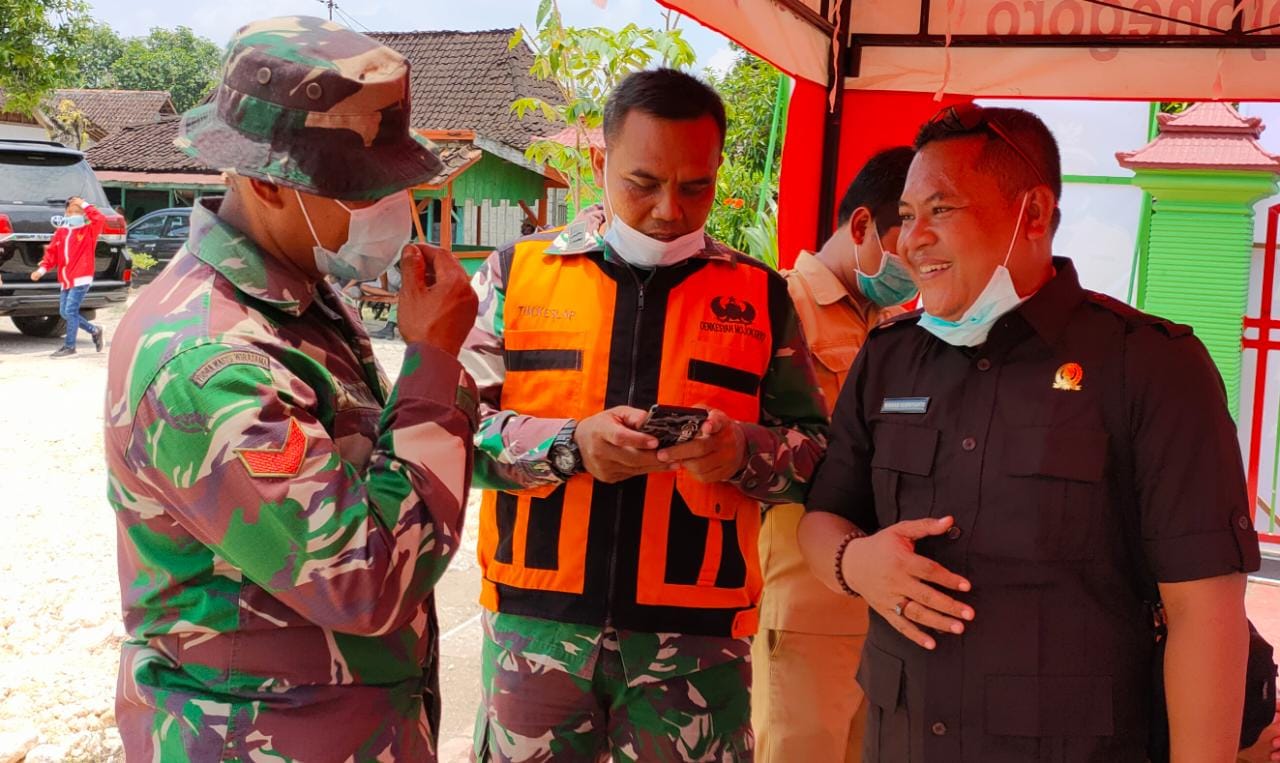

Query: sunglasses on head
927;104;1049;188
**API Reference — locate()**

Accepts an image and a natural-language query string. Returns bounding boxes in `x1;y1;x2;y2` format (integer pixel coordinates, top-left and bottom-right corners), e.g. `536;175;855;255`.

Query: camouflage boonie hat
177;15;442;201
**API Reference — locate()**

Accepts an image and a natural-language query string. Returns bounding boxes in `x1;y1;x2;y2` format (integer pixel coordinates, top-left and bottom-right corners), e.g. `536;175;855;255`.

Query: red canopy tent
654;0;1280;262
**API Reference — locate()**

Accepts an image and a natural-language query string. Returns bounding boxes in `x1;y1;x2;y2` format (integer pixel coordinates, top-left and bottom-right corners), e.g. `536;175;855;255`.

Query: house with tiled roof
73;29;568;260
0;88;176;148
370;28;569;254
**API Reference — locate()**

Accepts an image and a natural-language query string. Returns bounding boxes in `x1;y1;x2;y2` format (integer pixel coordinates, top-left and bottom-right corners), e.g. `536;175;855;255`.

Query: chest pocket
871;422;939;526
811;342;857;401
1004;426;1109;561
680;340;767;423
501;328;587;419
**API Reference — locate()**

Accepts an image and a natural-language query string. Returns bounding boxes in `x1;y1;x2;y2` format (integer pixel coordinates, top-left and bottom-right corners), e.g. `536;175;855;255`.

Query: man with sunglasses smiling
799;104;1260;761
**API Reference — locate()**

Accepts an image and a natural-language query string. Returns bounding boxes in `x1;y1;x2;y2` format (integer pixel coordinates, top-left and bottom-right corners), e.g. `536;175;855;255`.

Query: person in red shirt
31;196;106;358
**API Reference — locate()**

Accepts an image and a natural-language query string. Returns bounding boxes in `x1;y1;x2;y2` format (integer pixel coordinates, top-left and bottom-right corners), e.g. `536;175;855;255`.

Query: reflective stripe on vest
478;239;772;632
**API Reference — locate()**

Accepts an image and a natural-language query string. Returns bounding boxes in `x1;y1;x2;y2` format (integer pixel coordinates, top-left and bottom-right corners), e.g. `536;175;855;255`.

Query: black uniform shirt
807;258;1261;762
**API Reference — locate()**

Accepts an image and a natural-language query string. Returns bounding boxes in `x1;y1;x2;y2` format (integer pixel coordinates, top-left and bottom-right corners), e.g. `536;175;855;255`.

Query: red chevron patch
236;418;308;478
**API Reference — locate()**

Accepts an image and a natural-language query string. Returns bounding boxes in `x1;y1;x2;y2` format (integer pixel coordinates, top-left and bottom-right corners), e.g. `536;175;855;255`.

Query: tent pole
817;0;854;244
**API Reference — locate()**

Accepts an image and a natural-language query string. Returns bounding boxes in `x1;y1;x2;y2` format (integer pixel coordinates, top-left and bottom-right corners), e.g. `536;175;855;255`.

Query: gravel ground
0;292;484;763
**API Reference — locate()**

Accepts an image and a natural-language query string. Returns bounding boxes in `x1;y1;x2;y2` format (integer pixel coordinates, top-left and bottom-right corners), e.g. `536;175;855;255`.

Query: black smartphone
639;404;709;448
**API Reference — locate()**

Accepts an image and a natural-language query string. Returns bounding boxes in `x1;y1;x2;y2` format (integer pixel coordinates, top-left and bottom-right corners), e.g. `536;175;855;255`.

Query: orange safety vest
478;238;779;638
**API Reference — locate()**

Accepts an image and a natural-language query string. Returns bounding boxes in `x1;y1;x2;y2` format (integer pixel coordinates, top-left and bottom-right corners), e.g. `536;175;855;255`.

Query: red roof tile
1117;102;1280;172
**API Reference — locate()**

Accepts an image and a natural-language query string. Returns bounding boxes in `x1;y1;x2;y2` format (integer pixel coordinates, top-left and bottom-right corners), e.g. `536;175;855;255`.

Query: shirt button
977;358;992;371
1239;516;1252;530
961;437;977;451
947;525;963;541
931;721;948;736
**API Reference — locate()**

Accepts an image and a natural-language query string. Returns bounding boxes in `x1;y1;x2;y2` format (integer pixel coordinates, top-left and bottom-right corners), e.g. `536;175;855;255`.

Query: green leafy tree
110;26;222;112
60;21;127;88
510;0;696;212
704;45;787;256
0;0;89;112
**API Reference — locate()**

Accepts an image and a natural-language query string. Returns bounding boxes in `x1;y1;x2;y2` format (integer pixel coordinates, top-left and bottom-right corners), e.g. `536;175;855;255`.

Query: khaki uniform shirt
759;251;904;635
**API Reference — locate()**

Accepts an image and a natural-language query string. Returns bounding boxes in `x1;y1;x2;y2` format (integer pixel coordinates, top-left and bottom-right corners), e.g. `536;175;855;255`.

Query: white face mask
917;193;1031;347
601;156;706;268
296;189;412;282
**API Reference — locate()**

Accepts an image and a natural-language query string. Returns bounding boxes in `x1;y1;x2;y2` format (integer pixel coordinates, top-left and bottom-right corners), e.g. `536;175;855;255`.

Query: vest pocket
635;473;760;611
501;328;587;418
681;341;767;423
665;477;747;589
480;477;593;597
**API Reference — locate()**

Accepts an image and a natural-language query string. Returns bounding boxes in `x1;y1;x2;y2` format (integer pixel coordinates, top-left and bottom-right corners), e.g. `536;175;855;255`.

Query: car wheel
12;315;66;337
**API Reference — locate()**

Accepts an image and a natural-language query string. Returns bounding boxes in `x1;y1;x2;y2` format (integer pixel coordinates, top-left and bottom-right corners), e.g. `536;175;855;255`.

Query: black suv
0;139;131;337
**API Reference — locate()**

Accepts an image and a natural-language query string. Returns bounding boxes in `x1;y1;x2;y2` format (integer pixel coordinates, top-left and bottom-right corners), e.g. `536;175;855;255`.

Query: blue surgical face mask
855;224;918;307
63;215;85;228
917;193;1030;347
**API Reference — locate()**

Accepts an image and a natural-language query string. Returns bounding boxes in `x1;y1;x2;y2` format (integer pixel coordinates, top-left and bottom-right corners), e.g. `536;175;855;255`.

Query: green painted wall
417;150;545;204
1130;169;1278;417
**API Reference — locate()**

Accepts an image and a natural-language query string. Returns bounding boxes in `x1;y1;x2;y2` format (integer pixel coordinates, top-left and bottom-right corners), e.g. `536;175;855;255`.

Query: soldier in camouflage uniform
103;16;480;761
460;69;829;762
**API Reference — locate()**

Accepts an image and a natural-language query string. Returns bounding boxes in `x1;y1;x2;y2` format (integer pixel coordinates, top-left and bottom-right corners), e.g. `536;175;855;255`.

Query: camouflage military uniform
104;17;475;762
462;207;830;762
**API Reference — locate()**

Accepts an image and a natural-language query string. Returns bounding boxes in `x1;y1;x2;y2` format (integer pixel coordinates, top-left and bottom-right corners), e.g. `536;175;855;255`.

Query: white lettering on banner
967;0;1280;36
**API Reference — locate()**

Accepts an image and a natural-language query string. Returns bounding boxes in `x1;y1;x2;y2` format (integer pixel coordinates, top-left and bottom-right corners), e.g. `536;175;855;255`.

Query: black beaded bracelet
833;529;864;597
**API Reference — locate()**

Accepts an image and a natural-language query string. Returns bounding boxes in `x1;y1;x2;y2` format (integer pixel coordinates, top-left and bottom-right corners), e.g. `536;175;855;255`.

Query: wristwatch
548;422;583;478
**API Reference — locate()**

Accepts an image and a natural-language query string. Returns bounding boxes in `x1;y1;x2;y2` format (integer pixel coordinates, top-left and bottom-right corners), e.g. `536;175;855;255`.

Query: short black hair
835;146;915;235
603;68;727;148
914;106;1062;231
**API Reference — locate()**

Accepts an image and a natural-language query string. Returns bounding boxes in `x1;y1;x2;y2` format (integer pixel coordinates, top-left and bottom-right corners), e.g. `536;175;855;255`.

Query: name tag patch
880;396;930;414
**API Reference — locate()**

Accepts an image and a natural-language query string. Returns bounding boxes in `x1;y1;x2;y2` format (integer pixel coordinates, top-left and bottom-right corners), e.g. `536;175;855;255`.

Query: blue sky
84;0;736;74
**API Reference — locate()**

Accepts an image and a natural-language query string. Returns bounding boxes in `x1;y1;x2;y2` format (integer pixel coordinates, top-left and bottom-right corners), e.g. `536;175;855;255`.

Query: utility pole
326;0;335;20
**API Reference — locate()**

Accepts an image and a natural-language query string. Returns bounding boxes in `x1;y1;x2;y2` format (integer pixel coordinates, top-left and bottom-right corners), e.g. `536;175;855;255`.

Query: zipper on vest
605;264;654;628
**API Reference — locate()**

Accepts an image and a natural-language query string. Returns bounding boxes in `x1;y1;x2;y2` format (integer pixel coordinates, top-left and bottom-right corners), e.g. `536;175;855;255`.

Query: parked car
0;139;131;337
126;207;191;283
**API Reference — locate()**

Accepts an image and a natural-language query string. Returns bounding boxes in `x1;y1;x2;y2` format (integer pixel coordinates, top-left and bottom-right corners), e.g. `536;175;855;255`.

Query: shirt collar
544;204;736;264
187;198;317;317
793;250;856;306
1014;256;1087;346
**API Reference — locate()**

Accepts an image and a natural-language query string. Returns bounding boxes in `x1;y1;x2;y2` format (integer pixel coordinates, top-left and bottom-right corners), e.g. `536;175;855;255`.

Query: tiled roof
1117;102;1280;172
370;29;563;151
15;88;176;135
420;140;485;187
1159;102;1262;133
84;117;214;173
86;116;483;188
545;125;605;149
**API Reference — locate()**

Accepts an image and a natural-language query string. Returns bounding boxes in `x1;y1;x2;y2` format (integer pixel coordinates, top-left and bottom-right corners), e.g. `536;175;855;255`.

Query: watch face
551;445;577;474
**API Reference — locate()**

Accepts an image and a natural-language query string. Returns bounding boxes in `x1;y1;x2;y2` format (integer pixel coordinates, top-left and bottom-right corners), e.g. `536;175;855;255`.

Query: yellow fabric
752;628;868;763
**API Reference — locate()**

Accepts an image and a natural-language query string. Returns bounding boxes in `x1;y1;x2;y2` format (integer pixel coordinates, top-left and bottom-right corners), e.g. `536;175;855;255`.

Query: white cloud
705;45;736;76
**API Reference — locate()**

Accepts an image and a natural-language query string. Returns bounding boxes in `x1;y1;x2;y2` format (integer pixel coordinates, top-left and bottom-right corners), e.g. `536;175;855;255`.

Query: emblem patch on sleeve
236;418;308;478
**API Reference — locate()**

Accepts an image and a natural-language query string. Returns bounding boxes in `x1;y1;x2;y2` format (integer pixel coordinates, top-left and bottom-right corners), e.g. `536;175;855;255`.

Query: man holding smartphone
459;68;828;761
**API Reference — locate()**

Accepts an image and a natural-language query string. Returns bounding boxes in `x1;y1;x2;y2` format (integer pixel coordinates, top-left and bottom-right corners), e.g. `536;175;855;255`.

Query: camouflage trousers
472;627;754;762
